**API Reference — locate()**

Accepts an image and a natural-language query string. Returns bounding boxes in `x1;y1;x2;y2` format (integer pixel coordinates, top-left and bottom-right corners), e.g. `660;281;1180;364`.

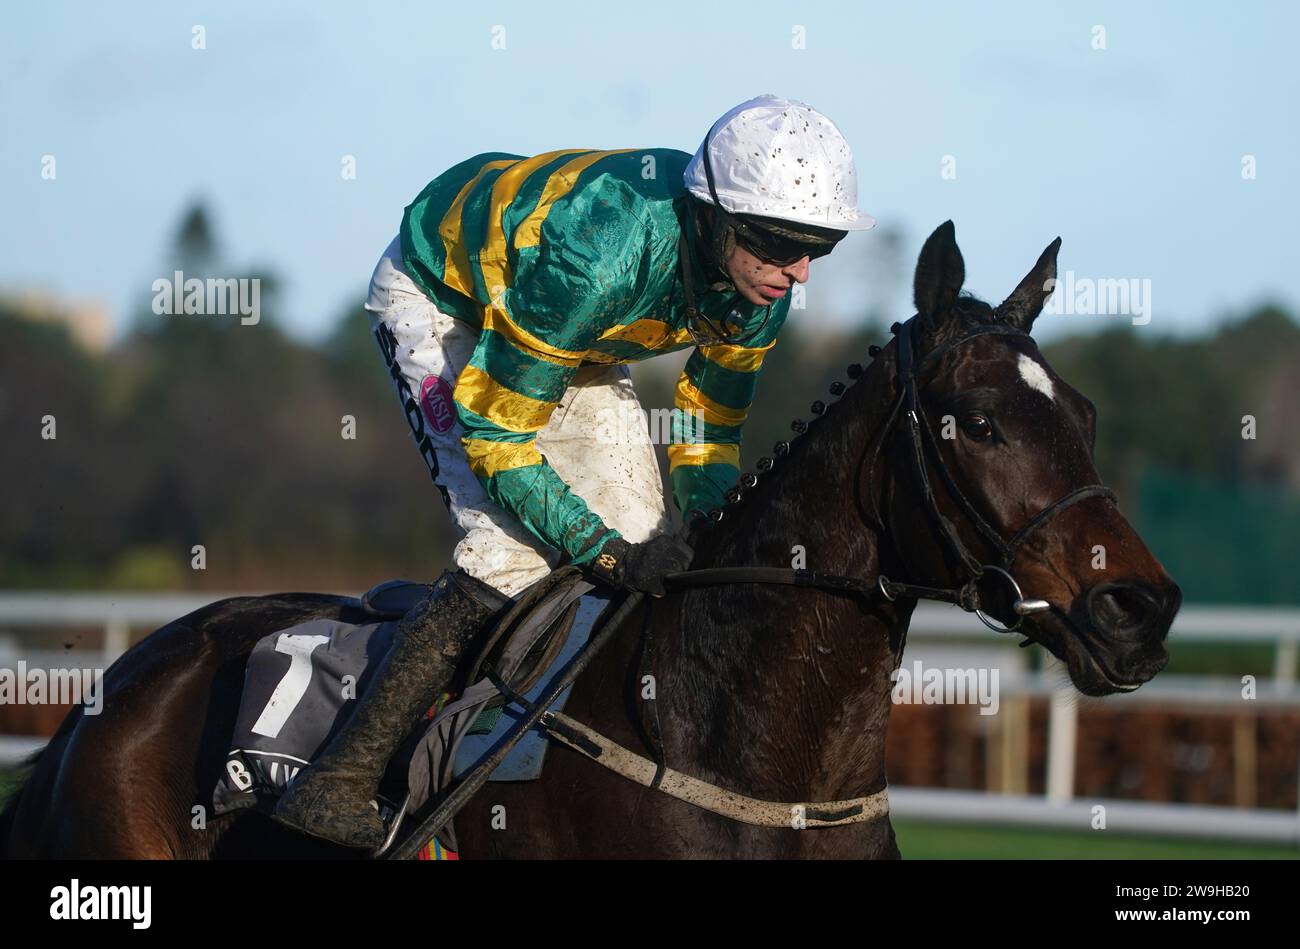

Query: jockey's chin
726;246;811;307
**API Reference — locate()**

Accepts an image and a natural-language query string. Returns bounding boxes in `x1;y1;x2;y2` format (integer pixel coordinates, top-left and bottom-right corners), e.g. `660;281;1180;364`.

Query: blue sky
3;1;1297;343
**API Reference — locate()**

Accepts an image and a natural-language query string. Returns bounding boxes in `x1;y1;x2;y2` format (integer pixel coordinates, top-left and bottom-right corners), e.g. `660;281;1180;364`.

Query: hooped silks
398;148;792;567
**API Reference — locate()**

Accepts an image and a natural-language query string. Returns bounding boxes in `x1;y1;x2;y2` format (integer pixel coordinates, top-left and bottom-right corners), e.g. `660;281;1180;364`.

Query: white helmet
684;94;876;232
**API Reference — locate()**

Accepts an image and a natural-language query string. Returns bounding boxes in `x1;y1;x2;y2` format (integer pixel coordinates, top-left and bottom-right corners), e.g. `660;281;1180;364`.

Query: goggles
729;214;845;266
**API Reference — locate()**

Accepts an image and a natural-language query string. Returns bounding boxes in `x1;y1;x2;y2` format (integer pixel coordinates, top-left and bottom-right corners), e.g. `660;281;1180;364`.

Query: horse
1;221;1180;859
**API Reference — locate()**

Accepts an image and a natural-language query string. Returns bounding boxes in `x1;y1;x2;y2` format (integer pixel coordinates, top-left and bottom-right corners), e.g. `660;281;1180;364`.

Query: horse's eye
961;414;993;440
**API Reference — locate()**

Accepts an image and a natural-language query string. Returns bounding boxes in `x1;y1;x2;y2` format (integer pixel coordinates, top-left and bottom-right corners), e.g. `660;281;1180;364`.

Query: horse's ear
996;237;1062;333
912;221;965;340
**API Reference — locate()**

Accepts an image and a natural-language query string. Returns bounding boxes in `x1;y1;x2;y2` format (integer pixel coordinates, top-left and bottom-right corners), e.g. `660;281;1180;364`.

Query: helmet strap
691;198;735;290
678;227;733;346
677;123;781;346
698;125;741;284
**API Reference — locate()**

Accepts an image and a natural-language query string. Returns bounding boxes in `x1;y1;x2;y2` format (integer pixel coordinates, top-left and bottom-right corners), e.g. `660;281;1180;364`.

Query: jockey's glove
589;534;694;598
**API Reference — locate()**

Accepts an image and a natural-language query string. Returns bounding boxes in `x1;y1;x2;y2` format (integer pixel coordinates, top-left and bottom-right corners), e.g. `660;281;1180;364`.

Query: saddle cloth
211;571;615;821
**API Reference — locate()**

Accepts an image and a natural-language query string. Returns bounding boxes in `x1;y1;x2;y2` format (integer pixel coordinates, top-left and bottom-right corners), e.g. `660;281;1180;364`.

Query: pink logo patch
419;374;456;434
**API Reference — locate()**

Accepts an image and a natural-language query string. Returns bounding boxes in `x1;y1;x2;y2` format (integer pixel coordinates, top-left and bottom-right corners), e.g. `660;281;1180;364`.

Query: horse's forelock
923;293;1003;349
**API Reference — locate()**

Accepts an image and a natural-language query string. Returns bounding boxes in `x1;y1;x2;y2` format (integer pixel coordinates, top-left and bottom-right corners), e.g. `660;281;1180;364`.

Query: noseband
667;315;1116;633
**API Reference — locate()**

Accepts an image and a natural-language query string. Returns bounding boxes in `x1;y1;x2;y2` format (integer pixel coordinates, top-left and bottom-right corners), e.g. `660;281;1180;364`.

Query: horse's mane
686;293;1012;541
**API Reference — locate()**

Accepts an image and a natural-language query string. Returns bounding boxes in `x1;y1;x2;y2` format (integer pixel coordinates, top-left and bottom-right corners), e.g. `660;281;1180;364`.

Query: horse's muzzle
1086;580;1180;645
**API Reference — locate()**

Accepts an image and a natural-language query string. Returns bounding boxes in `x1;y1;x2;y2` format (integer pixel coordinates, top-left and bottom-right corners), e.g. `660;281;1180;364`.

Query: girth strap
540;710;890;828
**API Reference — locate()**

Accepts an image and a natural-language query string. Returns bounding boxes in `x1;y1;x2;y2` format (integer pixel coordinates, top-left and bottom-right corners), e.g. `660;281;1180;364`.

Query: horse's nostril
1087;582;1161;638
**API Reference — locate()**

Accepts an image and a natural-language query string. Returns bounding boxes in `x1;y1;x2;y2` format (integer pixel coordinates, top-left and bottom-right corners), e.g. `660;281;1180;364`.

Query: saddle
212;567;617;832
358;567;593;705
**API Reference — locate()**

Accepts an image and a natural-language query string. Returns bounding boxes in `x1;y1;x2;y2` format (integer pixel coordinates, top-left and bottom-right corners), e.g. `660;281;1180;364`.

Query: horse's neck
659;357;913;801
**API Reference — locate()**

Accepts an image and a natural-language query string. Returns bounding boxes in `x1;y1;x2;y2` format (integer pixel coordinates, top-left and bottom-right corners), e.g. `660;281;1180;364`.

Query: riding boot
271;568;502;850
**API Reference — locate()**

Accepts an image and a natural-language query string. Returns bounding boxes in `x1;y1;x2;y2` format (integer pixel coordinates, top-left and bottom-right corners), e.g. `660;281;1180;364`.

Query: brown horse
1;222;1180;859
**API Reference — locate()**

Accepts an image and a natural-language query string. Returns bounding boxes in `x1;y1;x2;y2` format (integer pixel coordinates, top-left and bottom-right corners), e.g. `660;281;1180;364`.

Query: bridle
881;314;1116;631
667;314;1117;634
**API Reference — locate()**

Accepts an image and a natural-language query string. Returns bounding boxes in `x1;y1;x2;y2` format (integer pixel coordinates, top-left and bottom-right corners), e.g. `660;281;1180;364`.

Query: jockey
273;93;876;849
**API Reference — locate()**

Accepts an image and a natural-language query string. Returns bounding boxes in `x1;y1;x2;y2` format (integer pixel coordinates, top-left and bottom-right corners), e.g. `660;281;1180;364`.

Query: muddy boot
272;568;502;850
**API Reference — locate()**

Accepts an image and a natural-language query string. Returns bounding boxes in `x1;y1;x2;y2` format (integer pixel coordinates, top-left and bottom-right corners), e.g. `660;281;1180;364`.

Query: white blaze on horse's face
1016;354;1056;402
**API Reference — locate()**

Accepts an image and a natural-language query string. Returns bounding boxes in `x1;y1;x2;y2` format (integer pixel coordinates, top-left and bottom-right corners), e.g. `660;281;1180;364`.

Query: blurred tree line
1;204;1296;600
1;205;454;591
